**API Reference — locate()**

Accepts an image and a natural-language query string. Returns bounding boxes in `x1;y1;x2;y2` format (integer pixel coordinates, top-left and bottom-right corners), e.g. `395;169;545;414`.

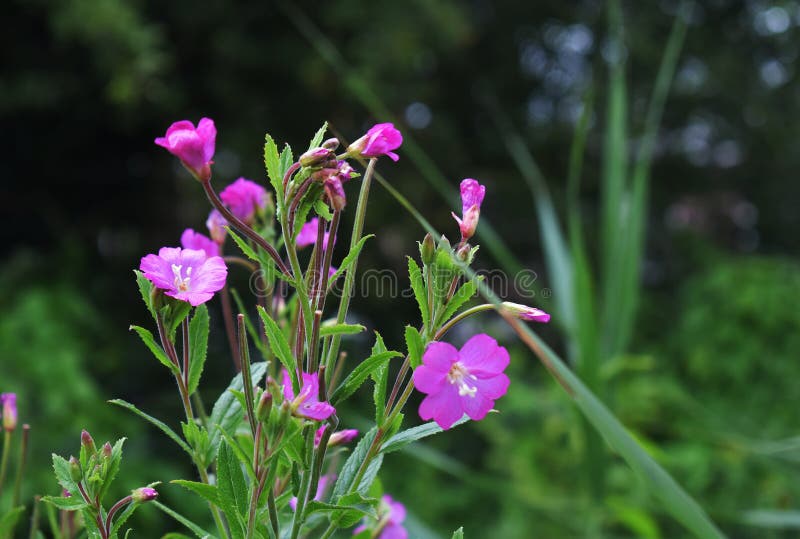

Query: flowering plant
38;118;548;538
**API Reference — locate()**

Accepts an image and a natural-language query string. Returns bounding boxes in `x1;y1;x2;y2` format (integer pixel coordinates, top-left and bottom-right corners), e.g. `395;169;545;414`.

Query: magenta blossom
140;247;228;306
501;302;550;323
282;369;335;421
206;209;228;244
154;118;216;181
219;178;267;224
451;178;486;241
412;334;509;430
131;487;158;503
296;217;332;249
289;474;334;511
1;393;17;432
348;123;403;162
315;426;358;447
354;495;407;539
181;228;219;257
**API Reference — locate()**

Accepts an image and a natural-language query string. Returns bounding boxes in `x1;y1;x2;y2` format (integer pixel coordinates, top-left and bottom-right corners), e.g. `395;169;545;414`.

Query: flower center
171;264;192;292
447;361;477;398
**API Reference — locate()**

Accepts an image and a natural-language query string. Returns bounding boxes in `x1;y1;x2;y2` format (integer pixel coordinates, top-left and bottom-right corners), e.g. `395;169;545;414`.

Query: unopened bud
420;234;436;265
322;138;340;151
68;456;82;482
438;235;451;251
1;393;17;432
299;147;334;168
102;442;112;459
256;391;273;423
131;487;158;503
323;177;347;211
81;430;96;456
456;243;472;262
501;302;551;323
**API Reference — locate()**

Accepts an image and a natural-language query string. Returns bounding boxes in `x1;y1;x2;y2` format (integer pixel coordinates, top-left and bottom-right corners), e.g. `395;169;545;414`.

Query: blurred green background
3;0;800;537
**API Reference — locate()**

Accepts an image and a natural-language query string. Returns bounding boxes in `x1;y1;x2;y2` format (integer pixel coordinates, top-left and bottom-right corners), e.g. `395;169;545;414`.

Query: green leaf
404;326;424;369
0;506;25;536
109;500;141;538
313;198;333;221
187;304;209;395
432;248;458;305
279;144;294;183
226;227;260;263
330;351;402;404
51;454;78;497
98;437;125;501
743;509;800;529
319;323;365;337
217;429;256;481
264;133;283;206
451;527;464;539
407;257;429;325
165;300;192;338
370;333;389;425
171;480;221;506
332;428;376;501
381;416;469;454
162;534;195;539
307;122;328;151
207;362;267;463
109;400;193;458
330;235;374;283
256;306;297;387
152;501;213;539
437;279;478;325
41;495;87;511
134;270;155;320
217;441;247;539
130;325;178;375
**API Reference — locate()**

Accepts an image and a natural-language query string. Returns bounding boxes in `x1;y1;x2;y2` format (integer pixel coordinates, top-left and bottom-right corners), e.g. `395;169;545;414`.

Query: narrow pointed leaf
187;304;209;394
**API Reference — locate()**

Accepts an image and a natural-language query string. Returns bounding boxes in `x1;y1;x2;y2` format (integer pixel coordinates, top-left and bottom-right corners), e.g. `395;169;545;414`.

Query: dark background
3;0;800;537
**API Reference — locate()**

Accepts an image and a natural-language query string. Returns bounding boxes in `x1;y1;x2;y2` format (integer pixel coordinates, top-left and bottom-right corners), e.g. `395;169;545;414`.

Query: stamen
171;264;191;292
447;362;477;398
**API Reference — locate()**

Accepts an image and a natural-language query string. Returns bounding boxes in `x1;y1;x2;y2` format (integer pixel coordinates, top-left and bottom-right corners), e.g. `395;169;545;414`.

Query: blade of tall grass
278;0;524;275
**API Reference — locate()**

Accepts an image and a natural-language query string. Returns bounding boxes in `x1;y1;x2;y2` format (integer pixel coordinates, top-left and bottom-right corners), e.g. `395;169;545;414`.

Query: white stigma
171;264;191;292
447;361;477;398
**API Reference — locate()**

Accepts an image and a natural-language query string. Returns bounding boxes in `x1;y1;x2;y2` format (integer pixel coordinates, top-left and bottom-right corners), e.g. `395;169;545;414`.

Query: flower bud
1;393;17;432
420;234;436;265
206;209;228;244
501;302;551;323
346;123;403;161
131;487;158;503
102;442;113;460
438;235;451;251
68;456;82;482
322;138;340;150
456;243;472;263
255;390;273;424
154;118;216;182
451;179;486;241
299;147;335;168
81;430;96;456
323;177;347;211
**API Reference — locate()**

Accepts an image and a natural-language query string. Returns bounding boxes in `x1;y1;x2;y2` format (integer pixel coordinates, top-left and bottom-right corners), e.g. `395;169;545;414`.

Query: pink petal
300;401;336;421
418;384;462;430
196;117;217;164
421;341;459;372
379;524;408;539
281;369;295;400
139;254;174;290
458;334;509;376
412;365;448;394
190;256;228;297
472;373;510;400
460;391;495;422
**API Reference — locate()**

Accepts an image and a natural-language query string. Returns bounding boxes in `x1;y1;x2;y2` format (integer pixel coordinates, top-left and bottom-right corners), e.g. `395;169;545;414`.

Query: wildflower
289;474;334;510
139;247;228;306
154;118;216;181
312;160;354;211
353;495;408;539
347;123;403;161
412;334;509;430
501;302;550;323
131;487;158;503
219;178;267;225
296;218;331;249
181;228;219;257
281;369;335;421
299;147;335;168
451;179;485;241
1;393;17;432
315;426;358;447
205;210;228;244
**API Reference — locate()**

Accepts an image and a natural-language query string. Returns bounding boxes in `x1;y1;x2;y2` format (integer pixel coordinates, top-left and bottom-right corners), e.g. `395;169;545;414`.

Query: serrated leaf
171;480;221;506
433;248;458;304
319;323;365;337
109;500;140;538
165;299;192;337
452;527;465;539
41;496;87;511
264;133;283;206
256;306;297;388
437;279;478;325
188;304;209;395
153;501;213;539
407;257;430;326
218;441;247;538
51;454;78;497
330;235;374;283
226;227;260;262
130;325;178;374
217;429;256;481
279;145;294;183
404;326;424;369
332;428;377;501
380;416;470;454
370;333;389;424
134;270;156;320
313;198;333;221
307;122;328;151
97;437;125;501
330;351;401;404
109;400;193;458
207;362;267;463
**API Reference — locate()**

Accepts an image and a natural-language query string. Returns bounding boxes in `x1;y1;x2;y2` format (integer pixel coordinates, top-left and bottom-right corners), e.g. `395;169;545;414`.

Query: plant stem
12;424;29;507
104;495;132;538
0;430;11;494
28;496;41;539
220;286;241;370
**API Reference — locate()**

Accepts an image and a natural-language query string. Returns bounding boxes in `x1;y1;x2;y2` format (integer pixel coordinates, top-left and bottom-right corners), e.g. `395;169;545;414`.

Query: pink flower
451;179;486;241
315;426;358;447
296;217;332;249
181;229;219;257
1;393;17;432
154;118;216;181
219;178;267;224
354;495;407;539
501;302;550;323
131;487;159;503
206;210;228;244
282;369;335;421
348;123;403;162
412;334;510;430
139;247;228;306
289;474;334;511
